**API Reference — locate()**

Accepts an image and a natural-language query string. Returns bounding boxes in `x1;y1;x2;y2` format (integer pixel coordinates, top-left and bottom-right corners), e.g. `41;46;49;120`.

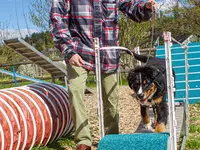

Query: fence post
12;66;18;87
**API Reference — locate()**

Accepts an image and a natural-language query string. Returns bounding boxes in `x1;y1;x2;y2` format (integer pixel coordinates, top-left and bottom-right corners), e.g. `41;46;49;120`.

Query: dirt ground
84;86;141;149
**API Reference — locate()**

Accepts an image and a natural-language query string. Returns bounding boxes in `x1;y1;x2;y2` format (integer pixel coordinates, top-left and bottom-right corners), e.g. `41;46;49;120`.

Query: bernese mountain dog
127;52;175;132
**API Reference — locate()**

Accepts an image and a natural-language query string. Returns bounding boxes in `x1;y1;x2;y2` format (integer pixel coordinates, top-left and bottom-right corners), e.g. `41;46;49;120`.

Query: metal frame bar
134;47;141;66
183;42;190;138
163;32;177;150
94;38;105;139
180;38;190;150
17;38;68;75
0;68;47;83
165;33;190;150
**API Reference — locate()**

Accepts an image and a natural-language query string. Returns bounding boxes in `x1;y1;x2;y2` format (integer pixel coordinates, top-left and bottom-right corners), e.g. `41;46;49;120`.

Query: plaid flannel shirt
50;0;152;73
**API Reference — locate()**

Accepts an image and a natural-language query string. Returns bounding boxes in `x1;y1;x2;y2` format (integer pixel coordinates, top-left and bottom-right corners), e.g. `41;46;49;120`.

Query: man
50;0;156;149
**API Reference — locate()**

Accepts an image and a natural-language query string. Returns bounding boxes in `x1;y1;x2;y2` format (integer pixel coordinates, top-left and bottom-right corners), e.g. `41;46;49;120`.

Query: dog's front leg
140;105;152;129
152;106;158;129
154;102;168;132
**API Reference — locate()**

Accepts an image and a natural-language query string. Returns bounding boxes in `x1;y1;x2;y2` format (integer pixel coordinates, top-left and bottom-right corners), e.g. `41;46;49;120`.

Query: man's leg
101;73;119;134
67;64;92;146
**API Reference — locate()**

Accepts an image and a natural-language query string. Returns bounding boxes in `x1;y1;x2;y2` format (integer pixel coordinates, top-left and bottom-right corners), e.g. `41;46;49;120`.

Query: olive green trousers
67;64;119;146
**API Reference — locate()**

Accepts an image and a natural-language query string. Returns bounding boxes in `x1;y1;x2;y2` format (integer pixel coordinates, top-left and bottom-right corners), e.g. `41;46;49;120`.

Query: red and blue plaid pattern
50;0;152;73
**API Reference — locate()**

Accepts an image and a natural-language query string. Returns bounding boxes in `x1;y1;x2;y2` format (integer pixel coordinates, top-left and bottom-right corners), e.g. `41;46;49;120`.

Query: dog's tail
133;52;151;63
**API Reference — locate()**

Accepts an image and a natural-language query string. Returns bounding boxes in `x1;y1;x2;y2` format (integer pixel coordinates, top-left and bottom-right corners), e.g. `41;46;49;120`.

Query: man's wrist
66;51;77;60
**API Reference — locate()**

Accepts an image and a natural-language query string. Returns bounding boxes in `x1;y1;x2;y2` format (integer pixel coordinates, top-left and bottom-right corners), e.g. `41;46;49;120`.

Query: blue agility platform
156;42;200;104
98;133;169;150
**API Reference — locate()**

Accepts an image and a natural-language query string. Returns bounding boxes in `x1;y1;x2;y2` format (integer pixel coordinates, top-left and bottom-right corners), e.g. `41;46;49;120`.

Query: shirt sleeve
119;0;153;22
49;0;76;60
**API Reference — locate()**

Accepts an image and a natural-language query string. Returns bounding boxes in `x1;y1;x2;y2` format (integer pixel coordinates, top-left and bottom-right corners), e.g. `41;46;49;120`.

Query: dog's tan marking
155;123;166;132
142;106;150;124
143;80;147;84
154;120;158;129
143;115;151;124
143;83;157;99
154;96;163;104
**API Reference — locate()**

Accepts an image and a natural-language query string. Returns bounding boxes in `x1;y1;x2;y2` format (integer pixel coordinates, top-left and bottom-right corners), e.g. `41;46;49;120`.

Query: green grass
32;136;75;150
185;102;200;150
0;81;34;89
0;78;65;89
189;125;200;133
185;136;200;149
190;117;200;122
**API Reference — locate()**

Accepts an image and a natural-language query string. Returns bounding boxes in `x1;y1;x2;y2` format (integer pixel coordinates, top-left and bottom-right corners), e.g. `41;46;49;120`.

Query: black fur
127;52;175;132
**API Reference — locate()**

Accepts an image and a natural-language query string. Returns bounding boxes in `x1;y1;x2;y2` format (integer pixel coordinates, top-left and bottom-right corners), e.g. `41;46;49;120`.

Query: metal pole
63;60;69;92
12;66;18;87
184;45;190;137
163;32;177;150
171;36;191;150
94;38;105;139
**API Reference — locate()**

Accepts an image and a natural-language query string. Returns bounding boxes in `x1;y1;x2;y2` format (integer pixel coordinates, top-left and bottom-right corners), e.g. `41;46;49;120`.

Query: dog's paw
155;123;166;132
143;120;152;130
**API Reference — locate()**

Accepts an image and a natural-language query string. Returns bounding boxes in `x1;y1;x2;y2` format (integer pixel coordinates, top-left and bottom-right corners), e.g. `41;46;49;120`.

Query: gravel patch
85;86;141;149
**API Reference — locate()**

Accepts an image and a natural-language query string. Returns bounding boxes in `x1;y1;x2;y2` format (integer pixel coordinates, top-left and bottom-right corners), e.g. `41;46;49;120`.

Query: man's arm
50;0;77;60
119;0;156;22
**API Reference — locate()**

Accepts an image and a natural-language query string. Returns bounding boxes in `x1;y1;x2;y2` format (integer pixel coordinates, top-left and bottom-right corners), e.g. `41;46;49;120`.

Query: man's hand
146;0;157;10
69;54;85;67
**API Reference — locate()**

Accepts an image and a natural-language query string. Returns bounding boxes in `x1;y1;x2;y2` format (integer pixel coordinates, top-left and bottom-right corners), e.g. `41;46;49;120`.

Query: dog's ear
140;66;154;79
127;69;137;89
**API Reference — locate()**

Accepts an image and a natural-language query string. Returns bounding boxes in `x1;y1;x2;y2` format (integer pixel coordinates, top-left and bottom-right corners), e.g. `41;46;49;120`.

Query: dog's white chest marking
137;73;143;95
137;85;143;95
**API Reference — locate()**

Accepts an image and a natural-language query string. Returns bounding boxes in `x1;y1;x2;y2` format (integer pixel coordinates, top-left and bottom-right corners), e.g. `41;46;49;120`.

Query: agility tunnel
0;83;73;150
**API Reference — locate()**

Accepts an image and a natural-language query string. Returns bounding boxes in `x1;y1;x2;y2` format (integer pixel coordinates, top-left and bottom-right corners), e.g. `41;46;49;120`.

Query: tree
154;0;200;43
181;0;200;36
0;21;24;66
119;15;153;49
24;31;54;51
29;0;51;30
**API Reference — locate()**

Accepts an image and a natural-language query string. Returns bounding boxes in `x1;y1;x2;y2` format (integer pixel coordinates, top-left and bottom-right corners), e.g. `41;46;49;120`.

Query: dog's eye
147;79;151;84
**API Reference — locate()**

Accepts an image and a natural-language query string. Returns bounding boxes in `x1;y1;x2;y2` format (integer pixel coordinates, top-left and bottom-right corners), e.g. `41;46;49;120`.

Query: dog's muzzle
137;93;144;100
137;88;157;105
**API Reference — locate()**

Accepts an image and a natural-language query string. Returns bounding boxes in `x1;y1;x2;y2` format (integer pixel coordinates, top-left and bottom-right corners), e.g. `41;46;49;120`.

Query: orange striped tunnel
0;83;73;150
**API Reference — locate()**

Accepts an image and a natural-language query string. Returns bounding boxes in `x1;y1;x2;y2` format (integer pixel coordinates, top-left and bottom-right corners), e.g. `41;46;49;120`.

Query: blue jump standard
98;133;169;150
156;42;200;104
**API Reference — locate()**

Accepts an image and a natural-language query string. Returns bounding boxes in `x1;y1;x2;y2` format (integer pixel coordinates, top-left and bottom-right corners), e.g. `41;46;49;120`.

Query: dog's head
128;65;165;105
